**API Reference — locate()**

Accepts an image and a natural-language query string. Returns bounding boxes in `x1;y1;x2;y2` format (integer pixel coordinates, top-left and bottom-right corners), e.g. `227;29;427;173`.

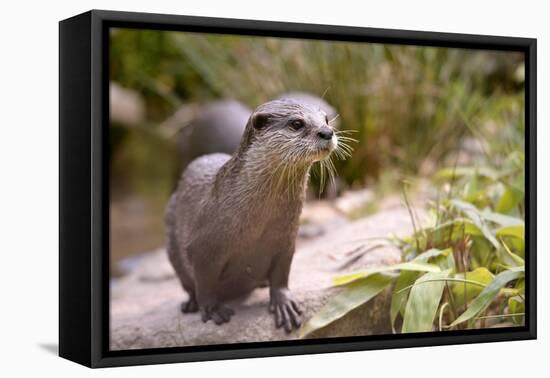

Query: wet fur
165;99;344;332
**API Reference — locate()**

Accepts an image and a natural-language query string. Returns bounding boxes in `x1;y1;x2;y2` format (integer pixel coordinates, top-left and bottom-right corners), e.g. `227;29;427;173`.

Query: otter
165;99;339;333
175;94;337;171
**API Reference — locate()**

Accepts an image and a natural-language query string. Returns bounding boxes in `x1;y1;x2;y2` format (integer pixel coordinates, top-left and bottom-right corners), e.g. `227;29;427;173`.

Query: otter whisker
335;144;353;157
336;141;355;155
325;156;337;187
334;129;358;134
328;114;340;124
321;85;331;100
319;160;326;194
336;136;359;144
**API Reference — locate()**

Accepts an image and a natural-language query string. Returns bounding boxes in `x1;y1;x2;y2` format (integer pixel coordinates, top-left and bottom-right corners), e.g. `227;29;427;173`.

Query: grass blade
451;199;500;249
401;270;451;333
333;261;440;286
450;267;524;327
496;225;525;240
300;273;394;338
390;248;451;332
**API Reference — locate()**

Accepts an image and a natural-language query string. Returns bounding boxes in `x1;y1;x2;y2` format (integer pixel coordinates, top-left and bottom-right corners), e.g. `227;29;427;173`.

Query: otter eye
325;115;329;124
290;119;305;130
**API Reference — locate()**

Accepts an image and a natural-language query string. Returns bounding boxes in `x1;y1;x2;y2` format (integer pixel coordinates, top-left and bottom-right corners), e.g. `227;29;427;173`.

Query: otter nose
317;128;334;140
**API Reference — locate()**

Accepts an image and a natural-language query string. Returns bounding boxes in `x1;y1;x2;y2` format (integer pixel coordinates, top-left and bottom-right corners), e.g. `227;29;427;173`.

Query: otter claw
270;290;302;333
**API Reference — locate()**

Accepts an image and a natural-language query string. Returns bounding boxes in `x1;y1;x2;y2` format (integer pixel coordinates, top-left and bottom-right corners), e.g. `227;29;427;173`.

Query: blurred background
109;28;524;277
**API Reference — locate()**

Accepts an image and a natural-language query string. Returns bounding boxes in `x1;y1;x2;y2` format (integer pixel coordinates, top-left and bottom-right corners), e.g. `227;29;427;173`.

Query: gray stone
110;207;418;350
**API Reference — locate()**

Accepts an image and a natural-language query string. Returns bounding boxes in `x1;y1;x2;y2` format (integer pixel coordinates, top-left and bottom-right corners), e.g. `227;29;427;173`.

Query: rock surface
110;206;419;350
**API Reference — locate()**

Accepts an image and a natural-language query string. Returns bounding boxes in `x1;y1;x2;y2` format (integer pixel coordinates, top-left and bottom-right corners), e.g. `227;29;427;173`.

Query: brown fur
165;99;338;332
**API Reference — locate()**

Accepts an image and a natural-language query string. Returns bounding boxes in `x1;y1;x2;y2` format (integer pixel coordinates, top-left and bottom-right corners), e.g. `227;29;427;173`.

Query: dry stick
338;244;386;271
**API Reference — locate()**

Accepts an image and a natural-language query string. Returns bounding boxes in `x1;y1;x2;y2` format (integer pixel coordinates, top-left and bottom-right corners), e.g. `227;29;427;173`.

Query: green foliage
450;267;524;327
333;261;441;286
299;273;394;338
301;147;526;336
109;31;527;314
401;270;451;332
110;29;525;193
451;267;494;307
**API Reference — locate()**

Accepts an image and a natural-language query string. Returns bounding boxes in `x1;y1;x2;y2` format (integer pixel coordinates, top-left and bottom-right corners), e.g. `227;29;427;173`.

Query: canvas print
108;28;526;351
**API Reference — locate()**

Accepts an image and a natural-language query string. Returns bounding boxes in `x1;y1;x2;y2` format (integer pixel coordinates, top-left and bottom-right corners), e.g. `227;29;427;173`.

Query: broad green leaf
431;247;456;271
389;248;450;332
333;261;440;286
496;225;525;240
300;273;394;338
451;267;494;307
402;270;451;333
500;288;521;297
501;238;525;266
451;200;500;249
431;218;483;237
508;296;525;325
516;277;525;292
448;220;484;241
481;209;524;227
450;267;524;327
390;270;418;332
496;185;524;214
413;248;451;262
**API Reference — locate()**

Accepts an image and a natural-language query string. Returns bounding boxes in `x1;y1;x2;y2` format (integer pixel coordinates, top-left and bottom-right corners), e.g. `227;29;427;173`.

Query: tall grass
110;29;524;193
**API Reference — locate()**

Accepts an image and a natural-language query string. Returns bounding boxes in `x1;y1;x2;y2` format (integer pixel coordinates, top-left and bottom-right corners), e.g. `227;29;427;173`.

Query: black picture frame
59;9;537;368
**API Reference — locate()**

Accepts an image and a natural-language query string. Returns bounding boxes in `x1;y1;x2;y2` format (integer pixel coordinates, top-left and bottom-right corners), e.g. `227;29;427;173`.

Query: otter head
240;99;338;166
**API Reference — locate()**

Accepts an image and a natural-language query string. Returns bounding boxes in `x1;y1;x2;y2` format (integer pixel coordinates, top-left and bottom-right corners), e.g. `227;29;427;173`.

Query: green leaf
451;199;500;249
516;277;525;292
496;185;524;214
496;225;525;240
333;261;441;286
481;209;524;227
390;270;419;332
508;296;525;325
451;267;495;307
431;218;483;237
413;248;451;262
300;273;394;338
401;270;451;333
435;166;499;181
500;238;525;267
450;267;524;327
389;248;450;333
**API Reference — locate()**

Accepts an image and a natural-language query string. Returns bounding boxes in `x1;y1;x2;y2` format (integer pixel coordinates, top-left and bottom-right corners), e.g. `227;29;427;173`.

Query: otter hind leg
165;206;198;315
181;293;199;313
200;302;235;325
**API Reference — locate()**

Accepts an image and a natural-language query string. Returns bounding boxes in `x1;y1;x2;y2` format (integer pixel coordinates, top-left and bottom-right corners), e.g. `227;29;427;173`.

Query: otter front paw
269;288;302;333
200;302;235;325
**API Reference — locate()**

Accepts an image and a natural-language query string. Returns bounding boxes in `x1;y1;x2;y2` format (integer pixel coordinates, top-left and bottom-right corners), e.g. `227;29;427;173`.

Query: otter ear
252;112;270;130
